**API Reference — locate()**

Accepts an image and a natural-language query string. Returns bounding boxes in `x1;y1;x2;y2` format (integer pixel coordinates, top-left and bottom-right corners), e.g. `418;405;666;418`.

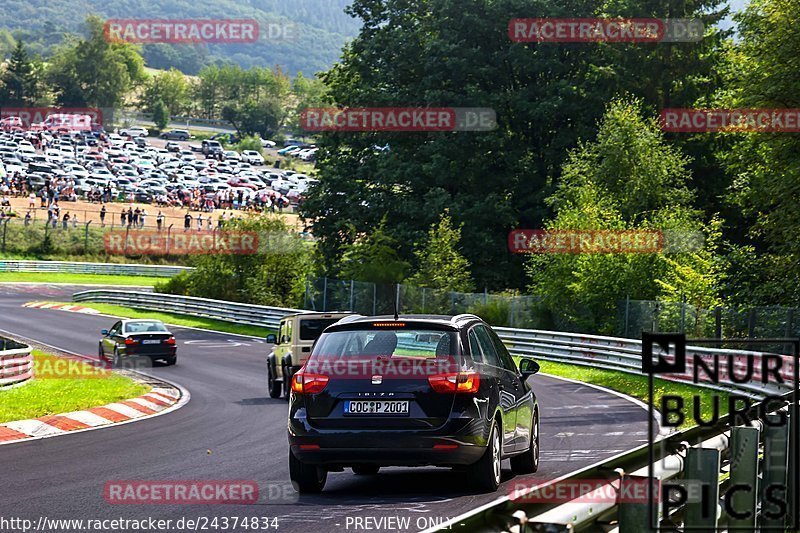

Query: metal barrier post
760;413;790;530
349;280;354;312
727;426;760;529
84;221;92;252
618;475;652;533
683;447;721;529
166;224;173;255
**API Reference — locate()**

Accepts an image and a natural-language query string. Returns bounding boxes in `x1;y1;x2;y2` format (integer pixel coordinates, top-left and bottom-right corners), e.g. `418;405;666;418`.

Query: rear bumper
122;348;176;359
289;416;489;467
289;442;485;467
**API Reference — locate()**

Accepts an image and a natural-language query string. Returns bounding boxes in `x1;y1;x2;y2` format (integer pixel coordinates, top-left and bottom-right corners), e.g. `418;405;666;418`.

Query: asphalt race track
0;284;653;532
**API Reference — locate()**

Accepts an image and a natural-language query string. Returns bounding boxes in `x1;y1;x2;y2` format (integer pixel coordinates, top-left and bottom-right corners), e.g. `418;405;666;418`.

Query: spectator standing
62;212;70;230
197;213;203;231
72;214;78;228
206;217;212;231
184;212;192;231
28;192;35;210
100;205;106;227
133;208;141;228
127;207;134;228
121;210;127;227
140;209;147;229
156;211;164;232
24;211;31;226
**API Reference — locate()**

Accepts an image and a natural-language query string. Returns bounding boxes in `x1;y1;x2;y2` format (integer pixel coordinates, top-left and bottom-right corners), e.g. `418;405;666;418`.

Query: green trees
0;40;41;105
714;0;800;305
46;16;145;107
152;100;169;132
525;99;717;333
407;213;474;293
157;216;311;308
140;68;190;116
338;222;410;284
300;0;728;291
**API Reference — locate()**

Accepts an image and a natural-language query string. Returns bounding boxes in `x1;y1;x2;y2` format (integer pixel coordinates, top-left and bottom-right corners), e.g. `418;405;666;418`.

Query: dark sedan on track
99;319;177;367
287;314;541;493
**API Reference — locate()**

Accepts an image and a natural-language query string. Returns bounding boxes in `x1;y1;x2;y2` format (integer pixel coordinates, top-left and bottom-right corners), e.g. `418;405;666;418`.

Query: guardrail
0;260;193;278
431;389;797;532
495;327;793;399
69;291;795;399
0;337;33;388
72;290;307;330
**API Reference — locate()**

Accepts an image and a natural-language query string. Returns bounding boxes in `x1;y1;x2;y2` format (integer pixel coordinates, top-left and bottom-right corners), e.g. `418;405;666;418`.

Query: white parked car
241;150;265;165
120;126;149;137
260;138;277;148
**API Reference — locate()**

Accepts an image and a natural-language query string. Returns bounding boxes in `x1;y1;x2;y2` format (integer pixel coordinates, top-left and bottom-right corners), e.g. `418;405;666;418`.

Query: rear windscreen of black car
299;318;343;341
124;321;168;333
310;329;459;360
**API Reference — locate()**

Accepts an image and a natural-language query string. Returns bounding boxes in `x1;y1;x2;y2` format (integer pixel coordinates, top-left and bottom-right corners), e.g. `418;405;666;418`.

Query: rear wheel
98;342;104;359
289;450;327;493
511;410;539;474
112;347;122;368
468;420;502;492
164;356;177;366
267;364;281;398
352;465;380;476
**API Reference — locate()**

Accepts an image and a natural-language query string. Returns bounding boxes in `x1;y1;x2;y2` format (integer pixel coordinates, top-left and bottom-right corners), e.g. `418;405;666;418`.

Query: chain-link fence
302;277;543;328
302;279;800;341
618;298;800;352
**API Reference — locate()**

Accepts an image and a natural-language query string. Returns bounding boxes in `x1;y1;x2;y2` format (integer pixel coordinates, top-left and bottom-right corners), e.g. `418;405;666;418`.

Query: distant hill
0;0;359;75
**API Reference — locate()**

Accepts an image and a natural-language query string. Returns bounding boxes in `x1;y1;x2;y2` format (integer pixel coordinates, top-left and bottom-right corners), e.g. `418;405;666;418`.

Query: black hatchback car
287;314;540;493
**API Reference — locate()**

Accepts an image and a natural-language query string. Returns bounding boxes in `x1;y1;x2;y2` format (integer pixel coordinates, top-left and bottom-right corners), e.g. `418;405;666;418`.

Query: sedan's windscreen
124;321;168;333
311;329;458;359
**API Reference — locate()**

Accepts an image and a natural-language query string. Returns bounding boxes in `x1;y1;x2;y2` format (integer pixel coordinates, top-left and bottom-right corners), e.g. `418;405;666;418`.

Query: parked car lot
0;127;311;215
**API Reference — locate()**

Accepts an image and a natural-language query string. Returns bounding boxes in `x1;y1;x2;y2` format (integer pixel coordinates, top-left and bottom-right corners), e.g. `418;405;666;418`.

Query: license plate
344;400;409;415
141;339;161;345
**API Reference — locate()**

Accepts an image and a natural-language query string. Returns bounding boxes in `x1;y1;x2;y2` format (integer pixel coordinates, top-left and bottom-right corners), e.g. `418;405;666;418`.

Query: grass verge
45;301;273;338
0;272;166;286
534;359;728;429
0;350;149;423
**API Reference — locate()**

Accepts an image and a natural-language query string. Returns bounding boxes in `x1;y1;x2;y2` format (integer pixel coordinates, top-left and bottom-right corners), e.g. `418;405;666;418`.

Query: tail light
124;338;138;346
164;337;176;345
428;372;480;394
291;370;329;395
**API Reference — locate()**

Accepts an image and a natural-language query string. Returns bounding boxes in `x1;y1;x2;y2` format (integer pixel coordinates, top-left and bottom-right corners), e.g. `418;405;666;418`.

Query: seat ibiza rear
287;314;541;493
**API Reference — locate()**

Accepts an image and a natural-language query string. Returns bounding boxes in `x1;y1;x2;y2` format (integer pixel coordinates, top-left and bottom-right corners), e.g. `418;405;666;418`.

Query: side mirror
101;329;109;336
518;358;540;378
266;333;277;344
